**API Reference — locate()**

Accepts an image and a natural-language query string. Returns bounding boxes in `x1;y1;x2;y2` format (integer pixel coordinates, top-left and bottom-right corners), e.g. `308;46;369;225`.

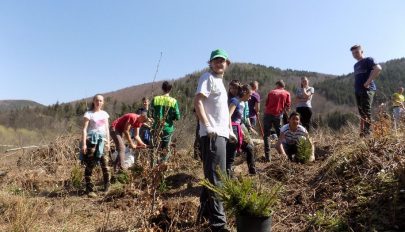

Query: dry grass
1;113;405;231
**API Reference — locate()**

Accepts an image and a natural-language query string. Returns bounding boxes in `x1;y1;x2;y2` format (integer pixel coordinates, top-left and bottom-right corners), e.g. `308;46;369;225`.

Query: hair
228;80;241;98
275;80;285;88
249;80;259;89
289;111;301;120
350;44;362;51
162;81;173;93
90;94;104;111
142;97;149;102
238;84;252;98
301;76;309;88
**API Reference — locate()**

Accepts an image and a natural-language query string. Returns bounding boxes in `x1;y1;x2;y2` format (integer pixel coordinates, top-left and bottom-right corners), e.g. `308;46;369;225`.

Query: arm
276;132;287;156
229;103;237;135
194;93;209;127
174;101;181;121
133;127;147;148
82;118;89;154
300;88;313;99
123;121;137;149
364;64;382;88
105;119;110;151
285;92;291;113
254;101;260;116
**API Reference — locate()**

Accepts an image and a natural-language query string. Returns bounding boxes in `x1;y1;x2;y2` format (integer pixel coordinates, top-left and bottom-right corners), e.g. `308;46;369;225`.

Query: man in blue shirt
350;45;382;137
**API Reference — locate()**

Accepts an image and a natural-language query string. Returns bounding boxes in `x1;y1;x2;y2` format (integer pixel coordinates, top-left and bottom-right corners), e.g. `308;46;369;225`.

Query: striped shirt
280;124;308;145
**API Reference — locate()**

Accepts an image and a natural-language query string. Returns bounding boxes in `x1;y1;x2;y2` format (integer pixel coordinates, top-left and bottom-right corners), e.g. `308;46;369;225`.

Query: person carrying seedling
150;81;180;163
350;45;382;137
262;80;291;162
226;84;257;175
110;112;149;172
276;112;315;162
195;49;235;232
392;87;405;131
81;94;111;198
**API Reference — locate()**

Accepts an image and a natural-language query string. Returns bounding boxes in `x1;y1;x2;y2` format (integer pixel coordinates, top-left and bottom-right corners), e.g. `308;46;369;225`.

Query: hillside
0;100;44;112
0;121;404;231
315;57;405;106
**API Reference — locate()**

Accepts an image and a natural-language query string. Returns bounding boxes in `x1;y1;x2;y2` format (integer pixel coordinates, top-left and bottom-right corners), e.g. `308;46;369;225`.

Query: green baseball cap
210;49;229;61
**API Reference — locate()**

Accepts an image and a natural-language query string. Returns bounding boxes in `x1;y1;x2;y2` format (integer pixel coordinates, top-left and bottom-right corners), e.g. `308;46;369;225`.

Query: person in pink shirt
262;80;291;162
110;112;149;171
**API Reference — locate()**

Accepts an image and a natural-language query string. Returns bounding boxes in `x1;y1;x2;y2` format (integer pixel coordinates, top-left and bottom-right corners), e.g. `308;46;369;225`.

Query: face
229;84;239;97
210;58;228;75
301;78;308;86
143;99;149;107
254;82;259;90
241;92;251;101
399;87;404;94
351;48;363;60
289;115;300;128
93;95;104;110
139;114;148;123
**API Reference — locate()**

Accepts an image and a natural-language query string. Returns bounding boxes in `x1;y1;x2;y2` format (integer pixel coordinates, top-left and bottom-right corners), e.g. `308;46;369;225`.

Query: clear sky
1;0;404;105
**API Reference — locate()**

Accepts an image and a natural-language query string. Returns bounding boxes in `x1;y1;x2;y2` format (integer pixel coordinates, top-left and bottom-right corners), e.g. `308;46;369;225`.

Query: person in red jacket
262;80;291;162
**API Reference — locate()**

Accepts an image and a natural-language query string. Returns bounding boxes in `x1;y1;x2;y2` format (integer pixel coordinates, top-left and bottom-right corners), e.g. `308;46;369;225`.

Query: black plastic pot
236;215;272;232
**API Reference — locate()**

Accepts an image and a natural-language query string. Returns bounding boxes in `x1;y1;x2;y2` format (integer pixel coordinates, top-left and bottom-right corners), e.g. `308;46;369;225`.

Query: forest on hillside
315;58;405;106
1;58;404;146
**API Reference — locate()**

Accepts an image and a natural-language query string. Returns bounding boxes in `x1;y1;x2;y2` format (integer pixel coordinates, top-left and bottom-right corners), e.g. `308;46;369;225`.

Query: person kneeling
276;112;315;162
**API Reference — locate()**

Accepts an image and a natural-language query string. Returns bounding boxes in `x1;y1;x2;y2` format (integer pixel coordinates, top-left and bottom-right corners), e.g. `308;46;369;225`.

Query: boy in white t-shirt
195;49;234;231
81;94;111;198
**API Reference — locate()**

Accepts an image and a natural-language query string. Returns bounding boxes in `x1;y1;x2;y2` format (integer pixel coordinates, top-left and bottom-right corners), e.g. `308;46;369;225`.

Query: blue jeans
263;114;282;159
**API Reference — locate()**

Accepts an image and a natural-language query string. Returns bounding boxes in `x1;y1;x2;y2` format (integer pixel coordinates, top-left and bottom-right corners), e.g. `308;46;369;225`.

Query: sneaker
87;191;98;198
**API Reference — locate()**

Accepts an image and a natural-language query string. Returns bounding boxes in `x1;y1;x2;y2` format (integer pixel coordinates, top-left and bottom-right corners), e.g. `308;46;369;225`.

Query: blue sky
1;0;404;105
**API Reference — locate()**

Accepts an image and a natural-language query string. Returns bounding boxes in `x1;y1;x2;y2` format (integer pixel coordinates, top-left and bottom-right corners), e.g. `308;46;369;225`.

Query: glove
206;125;217;138
229;130;237;143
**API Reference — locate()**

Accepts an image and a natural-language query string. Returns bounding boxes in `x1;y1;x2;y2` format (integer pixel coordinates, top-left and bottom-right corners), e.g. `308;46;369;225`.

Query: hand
137;143;147;149
206;126;217;138
130;144;137;149
81;144;87;154
105;144;110;152
363;81;371;89
229;130;237;143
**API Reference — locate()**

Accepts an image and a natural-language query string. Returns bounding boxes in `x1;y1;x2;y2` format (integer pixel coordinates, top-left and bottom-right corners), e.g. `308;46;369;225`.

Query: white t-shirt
84;110;109;135
280;124;308;145
296;87;314;108
196;72;230;138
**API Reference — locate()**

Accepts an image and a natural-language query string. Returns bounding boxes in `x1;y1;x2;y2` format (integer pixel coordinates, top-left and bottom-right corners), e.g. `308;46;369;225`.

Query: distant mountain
0;100;44;112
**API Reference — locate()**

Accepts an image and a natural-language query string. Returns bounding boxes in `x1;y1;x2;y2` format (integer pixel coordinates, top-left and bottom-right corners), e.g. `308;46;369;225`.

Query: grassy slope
1;119;404;231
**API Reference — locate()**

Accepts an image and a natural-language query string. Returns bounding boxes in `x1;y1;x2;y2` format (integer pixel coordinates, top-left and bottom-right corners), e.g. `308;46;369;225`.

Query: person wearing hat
194;49;234;231
262;79;291;162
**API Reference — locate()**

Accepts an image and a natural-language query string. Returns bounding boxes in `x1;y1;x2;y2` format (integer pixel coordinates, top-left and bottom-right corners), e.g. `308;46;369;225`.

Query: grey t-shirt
296;87;314;108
